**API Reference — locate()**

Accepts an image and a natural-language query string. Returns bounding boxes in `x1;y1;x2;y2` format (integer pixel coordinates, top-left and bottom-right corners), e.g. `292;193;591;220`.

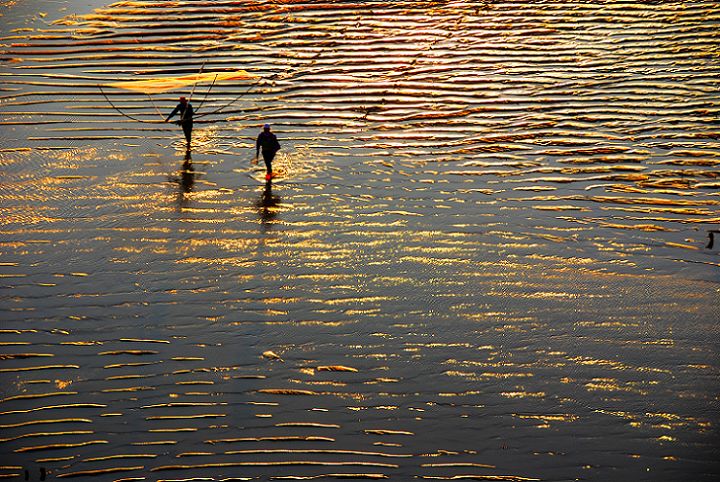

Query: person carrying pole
166;96;194;145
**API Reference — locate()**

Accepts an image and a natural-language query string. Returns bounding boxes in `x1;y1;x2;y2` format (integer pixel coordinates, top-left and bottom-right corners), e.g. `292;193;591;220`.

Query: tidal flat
0;1;719;480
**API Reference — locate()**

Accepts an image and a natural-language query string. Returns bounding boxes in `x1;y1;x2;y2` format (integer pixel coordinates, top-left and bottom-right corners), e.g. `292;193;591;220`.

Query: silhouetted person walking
255;124;281;180
708;230;720;249
166;96;194;145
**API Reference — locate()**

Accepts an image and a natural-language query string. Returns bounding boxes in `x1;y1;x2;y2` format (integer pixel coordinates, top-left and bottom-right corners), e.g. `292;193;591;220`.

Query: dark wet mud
1;1;719;481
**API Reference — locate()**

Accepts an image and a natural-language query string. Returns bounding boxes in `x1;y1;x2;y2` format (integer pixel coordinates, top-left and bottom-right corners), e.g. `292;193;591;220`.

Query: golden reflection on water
1;0;719;480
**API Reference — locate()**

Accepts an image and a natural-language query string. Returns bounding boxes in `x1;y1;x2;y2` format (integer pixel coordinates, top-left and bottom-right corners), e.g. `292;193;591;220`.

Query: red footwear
265;173;272;181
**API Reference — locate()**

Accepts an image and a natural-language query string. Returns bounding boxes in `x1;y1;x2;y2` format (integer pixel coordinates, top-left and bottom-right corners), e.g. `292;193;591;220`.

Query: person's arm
273;134;281;151
166;104;180;122
256;134;262;158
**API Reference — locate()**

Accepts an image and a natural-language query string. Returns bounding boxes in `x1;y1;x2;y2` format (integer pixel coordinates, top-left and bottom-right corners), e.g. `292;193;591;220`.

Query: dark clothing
256;131;281;174
167;102;194;143
260;149;277;175
167;102;194;122
256;131;280;156
180;121;193;143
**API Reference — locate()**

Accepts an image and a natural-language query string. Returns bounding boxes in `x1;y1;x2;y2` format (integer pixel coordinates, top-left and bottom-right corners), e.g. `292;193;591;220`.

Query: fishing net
107;70;257;94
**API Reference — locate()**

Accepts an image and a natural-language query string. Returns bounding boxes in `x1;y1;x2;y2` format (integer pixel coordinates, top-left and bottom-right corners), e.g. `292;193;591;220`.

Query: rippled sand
1;1;719;481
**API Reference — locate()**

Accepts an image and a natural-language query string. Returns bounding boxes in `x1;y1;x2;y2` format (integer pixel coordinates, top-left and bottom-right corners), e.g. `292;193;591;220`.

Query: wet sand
1;1;719;481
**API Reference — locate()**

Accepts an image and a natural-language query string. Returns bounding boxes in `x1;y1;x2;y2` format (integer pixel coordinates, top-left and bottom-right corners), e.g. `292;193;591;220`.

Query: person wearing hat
255;124;281;180
165;96;194;145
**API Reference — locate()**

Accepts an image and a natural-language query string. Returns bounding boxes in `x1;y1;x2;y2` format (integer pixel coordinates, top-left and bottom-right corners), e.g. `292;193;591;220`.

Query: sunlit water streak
0;1;719;481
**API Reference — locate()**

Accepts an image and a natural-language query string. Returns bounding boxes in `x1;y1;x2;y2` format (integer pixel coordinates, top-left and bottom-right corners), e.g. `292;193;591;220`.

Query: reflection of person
255;124;281;180
170;149;196;209
180;149;195;194
165;96;194;145
256;180;280;228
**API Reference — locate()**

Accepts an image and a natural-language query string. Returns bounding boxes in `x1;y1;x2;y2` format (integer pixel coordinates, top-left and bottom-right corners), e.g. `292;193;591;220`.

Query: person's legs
262;150;275;175
182;121;193;144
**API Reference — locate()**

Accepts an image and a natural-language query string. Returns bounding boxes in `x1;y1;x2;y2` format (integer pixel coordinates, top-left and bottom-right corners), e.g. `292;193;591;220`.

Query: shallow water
1;1;719;481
